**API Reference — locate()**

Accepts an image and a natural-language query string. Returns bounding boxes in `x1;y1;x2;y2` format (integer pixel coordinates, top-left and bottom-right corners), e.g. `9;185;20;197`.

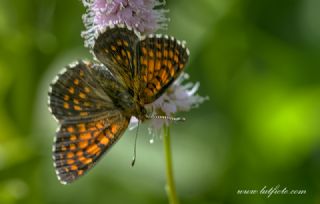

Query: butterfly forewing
136;35;189;104
49;61;115;121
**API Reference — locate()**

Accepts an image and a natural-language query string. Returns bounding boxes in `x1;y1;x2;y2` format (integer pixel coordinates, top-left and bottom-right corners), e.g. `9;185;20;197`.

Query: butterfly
48;24;189;184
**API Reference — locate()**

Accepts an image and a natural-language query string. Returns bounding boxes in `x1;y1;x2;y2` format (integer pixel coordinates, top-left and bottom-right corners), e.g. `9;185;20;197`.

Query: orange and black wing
53;115;129;184
136;34;189;104
93;24;139;90
48;60;131;184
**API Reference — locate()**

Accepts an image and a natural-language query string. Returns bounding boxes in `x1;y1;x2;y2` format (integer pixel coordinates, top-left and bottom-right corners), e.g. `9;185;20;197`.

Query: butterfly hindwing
136;34;189;104
53;115;129;184
93;25;139;89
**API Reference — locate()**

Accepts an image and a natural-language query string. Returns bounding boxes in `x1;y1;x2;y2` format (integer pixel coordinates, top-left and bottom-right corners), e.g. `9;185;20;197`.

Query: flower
130;72;208;140
82;0;168;48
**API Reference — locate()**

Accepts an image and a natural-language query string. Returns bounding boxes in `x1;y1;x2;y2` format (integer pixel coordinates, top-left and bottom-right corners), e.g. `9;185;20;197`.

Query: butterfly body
48;24;189;184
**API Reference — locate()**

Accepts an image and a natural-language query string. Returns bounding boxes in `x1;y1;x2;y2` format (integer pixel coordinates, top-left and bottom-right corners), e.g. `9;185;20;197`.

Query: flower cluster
82;0;168;48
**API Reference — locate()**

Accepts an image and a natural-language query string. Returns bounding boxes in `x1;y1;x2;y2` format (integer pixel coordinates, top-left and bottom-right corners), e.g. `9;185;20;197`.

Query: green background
0;0;319;203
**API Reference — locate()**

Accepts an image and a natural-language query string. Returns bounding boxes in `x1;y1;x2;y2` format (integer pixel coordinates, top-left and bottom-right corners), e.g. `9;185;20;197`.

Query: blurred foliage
0;0;319;203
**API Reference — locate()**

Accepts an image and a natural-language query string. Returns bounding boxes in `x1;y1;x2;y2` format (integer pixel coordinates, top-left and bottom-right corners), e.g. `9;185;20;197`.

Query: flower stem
163;125;180;204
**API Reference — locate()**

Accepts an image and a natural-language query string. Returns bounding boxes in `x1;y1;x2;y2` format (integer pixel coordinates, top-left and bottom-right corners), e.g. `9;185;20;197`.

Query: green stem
163;125;180;204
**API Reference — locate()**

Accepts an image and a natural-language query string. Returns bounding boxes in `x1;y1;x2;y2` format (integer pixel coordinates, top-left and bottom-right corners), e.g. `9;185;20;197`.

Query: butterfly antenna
131;121;140;167
146;115;186;121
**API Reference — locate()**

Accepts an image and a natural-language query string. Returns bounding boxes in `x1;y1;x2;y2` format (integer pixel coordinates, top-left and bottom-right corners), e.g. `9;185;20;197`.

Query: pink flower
82;0;168;48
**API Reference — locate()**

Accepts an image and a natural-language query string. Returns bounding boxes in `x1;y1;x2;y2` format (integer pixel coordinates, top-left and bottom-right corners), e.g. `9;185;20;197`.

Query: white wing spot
186;48;190;56
50;113;58;122
69;61;79;68
59;68;67;75
56;124;61;133
51;75;60;84
56;172;67;185
60;181;67;185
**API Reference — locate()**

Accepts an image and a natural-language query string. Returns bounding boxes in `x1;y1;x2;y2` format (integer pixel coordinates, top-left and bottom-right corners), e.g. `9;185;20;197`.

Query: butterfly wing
93;25;139;90
53;115;129;184
136;35;190;104
48;60;131;184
